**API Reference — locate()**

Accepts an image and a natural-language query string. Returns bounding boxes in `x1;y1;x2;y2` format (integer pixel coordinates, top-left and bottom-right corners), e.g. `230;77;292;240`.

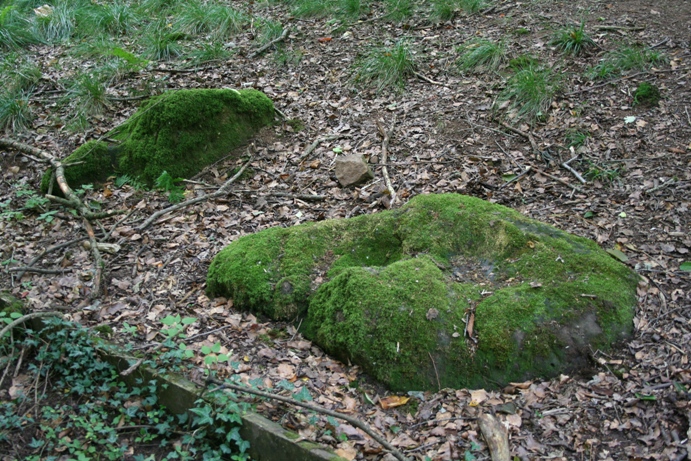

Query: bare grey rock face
334;154;373;187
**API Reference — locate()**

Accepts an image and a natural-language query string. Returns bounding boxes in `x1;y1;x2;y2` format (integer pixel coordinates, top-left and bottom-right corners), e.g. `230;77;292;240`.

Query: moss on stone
41;89;274;192
207;193;639;390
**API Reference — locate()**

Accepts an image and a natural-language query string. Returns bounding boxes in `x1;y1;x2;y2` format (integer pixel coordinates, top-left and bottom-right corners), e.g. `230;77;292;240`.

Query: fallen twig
137;154;254;231
297;133;351;162
498;122;540;158
14;237;88;280
532;166;585;194
249;28;289;58
414;71;443;85
0;312;62;340
376;117;398;207
561;153;587;184
478;413;510;461
207;377;411;461
500;166;532;189
645;178;676;194
267;192;327;201
8;267;65;274
596;25;645;32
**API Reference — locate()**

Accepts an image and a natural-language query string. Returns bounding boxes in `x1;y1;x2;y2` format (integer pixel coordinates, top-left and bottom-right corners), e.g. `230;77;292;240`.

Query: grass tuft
0;5;40;49
431;0;457;22
588;46;665;79
459;0;486;14
384;0;414;22
550;21;595;55
354;41;417;92
0;89;34;133
65;72;111;117
457;38;506;72
176;1;246;39
144;22;184;60
495;65;560;124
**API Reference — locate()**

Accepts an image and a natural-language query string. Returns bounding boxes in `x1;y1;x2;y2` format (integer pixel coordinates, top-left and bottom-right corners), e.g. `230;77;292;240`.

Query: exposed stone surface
42;89;274;191
207;194;639;391
334;154;374;187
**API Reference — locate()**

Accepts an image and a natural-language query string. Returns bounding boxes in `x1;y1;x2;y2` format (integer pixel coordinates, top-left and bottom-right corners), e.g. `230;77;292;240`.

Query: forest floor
1;0;690;459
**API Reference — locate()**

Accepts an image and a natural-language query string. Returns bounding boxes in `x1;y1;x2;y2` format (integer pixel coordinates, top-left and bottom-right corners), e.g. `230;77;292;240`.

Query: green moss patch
207;194;639;391
42;88;274;192
633;81;661;107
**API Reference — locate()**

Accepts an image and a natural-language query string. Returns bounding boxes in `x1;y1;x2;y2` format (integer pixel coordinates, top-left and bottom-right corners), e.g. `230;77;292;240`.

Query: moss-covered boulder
207;194;639;391
42;89;274;192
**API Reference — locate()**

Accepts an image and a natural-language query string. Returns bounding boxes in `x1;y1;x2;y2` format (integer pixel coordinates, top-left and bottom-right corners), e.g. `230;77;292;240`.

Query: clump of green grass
431;0;457;22
291;0;334;18
1;53;42;92
459;0;486;14
564;129;589;148
338;0;366;19
584;161;621;183
354;41;417;92
0;89;34;133
0;5;40;49
513;27;530;36
176;1;246;39
588;46;665;79
64;72;111;117
257;19;285;46
384;0;414;22
551;21;595;55
33;0;79;43
87;0;137;36
190;42;234;64
633;82;661;107
457;38;506;72
144;22;184;60
509;54;540;71
495;65;560;124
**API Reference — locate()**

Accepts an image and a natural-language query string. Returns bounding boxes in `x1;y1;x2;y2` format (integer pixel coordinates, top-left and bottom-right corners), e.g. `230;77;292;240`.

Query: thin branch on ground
531;165;585;194
249;28;289;58
497;122;540;157
500;166;532;189
376;117;398;207
136;154;254;231
297;134;351;162
0;312;62;340
14;237;88;280
207;377;411;461
562;154;587;184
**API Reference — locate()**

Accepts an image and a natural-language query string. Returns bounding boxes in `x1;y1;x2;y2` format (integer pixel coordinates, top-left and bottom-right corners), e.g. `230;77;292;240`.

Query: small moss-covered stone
207;194;639;391
633;82;661;107
42;88;274;192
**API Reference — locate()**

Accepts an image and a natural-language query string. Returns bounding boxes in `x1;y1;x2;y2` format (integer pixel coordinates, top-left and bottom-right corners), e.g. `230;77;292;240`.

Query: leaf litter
1;0;690;459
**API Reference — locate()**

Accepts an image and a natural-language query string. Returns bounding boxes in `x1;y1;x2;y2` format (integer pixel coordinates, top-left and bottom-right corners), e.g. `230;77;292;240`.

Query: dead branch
478;413;510;461
137;155;254;231
531;166;585;194
414;71;443;85
249;28;289;58
8;267;65;274
497;122;540;157
0;312;62;340
297;133;351;162
500;166;532;189
14;237;88;280
596;25;645;32
376;117;398;207
561;153;587;184
207;377;411;461
267;191;327;201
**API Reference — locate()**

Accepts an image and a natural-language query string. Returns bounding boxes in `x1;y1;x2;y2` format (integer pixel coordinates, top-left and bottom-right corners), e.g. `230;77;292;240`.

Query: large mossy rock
41;88;273;191
207;194;639;391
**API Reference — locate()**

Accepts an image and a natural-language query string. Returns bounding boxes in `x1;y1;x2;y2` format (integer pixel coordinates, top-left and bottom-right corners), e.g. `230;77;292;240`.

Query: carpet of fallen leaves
1;0;690;459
